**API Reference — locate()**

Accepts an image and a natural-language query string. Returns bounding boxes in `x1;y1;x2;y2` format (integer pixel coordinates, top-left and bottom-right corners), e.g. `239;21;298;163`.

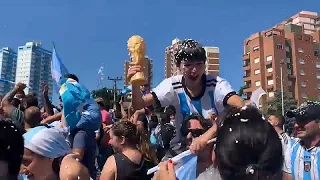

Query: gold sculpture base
130;72;146;86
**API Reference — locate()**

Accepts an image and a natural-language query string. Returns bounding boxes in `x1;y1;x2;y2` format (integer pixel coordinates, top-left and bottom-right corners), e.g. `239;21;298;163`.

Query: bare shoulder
100;155;117;180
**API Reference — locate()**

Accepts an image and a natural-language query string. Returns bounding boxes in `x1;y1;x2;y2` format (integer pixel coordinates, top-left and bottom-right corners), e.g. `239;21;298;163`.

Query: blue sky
0;0;319;101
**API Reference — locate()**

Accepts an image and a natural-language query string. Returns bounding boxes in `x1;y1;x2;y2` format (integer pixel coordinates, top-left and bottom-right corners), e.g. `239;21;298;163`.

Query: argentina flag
175;153;198;180
51;46;69;92
120;85;132;96
148;150;198;180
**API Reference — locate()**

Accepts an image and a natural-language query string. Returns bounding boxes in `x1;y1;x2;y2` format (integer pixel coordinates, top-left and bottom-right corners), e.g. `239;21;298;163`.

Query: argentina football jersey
283;138;320;180
152;74;236;146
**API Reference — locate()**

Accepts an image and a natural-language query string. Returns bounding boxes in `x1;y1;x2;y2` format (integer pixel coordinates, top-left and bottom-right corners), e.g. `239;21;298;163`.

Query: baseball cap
286;101;320;122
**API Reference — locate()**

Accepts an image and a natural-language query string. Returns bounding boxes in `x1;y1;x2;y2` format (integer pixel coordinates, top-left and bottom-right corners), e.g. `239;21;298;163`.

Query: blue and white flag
175;153;198;180
97;65;104;81
0;78;32;89
59;78;101;131
121;85;132;96
51;47;69;92
0;78;15;85
147;150;198;180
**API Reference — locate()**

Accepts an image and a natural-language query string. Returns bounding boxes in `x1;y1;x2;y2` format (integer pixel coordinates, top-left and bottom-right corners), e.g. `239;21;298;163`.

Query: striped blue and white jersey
283;138;320;180
152;74;235;144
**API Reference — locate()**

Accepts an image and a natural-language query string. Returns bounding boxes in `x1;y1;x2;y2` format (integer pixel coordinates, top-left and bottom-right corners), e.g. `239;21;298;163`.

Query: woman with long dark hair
215;105;283;180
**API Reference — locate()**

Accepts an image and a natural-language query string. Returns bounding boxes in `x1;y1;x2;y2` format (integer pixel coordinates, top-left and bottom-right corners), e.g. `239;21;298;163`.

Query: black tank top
114;153;154;180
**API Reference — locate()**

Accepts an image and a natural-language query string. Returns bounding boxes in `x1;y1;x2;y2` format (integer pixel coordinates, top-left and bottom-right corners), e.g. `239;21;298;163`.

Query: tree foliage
238;85;248;98
266;91;297;115
91;87;121;109
266;91;297;135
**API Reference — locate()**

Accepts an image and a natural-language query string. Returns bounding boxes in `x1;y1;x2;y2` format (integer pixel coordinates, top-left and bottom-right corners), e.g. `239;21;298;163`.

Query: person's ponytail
136;128;158;164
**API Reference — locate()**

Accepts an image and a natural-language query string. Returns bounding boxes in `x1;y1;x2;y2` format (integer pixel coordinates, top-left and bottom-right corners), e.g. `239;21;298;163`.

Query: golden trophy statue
127;35;146;86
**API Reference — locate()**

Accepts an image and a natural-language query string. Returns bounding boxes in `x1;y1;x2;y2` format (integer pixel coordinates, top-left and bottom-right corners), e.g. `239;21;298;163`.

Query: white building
0;47;17;95
15;42;53;104
283;11;320;34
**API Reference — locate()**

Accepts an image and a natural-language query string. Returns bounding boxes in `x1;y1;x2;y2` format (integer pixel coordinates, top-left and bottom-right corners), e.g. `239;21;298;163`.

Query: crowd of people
0;39;319;180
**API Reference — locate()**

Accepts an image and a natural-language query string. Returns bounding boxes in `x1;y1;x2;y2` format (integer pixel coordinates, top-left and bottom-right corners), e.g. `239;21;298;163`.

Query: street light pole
280;60;285;116
107;76;123;110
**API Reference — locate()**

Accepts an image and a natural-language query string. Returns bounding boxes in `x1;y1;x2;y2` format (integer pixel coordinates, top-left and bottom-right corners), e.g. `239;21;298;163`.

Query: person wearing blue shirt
284;101;320;180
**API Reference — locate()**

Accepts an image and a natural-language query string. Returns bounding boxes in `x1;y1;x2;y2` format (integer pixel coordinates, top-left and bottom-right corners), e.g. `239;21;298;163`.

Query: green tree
266;91;297;135
91;87;121;109
266;91;297;115
238;85;248;98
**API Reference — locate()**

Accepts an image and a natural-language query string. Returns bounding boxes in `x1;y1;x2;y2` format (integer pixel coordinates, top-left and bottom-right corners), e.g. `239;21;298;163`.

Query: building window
298;48;304;53
254;69;260;75
266;56;273;62
301;93;307;99
267;79;273;85
301;81;307;87
254;58;260;64
255;81;261;87
299;58;305;64
286;58;291;63
317;72;320;79
268;92;275;97
276;44;283;49
267;67;273;73
317;84;320;90
286;47;290;52
300;70;305;75
315;50;319;56
287;69;292;75
253;46;259;52
316;62;320;68
288;80;292;86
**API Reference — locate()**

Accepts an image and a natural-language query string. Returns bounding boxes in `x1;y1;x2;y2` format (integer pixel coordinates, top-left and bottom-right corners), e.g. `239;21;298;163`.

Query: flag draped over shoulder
51;47;69;92
59;78;101;131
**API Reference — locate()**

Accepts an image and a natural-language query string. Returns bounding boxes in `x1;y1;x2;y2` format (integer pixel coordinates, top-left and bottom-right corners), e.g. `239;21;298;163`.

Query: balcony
243;92;252;100
265;60;272;65
242;54;250;60
267;84;274;90
266;72;273;77
243;74;251;81
243;84;251;93
288;74;296;79
243;62;250;70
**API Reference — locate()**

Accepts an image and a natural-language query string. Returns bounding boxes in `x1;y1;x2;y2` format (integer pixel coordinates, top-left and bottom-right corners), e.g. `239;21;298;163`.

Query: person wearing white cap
19;126;92;180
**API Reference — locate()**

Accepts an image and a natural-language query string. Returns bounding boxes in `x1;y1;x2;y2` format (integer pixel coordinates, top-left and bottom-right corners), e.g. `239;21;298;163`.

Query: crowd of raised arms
0;39;320;180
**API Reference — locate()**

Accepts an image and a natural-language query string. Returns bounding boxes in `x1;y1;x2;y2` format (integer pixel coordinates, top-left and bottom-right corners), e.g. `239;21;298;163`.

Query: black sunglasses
188;129;205;137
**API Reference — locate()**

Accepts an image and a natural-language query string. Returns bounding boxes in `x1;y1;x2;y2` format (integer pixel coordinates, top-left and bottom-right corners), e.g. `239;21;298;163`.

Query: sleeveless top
114;153;154;180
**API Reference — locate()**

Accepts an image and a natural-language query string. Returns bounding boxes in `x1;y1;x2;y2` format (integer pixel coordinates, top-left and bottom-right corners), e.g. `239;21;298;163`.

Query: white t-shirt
152;74;235;144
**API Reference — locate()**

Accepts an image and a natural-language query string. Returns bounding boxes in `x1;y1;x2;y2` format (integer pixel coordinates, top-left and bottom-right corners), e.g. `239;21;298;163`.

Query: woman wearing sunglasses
180;114;222;180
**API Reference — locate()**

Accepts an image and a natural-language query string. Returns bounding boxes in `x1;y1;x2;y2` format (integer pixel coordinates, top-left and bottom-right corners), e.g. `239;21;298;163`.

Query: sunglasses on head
188;129;205;137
